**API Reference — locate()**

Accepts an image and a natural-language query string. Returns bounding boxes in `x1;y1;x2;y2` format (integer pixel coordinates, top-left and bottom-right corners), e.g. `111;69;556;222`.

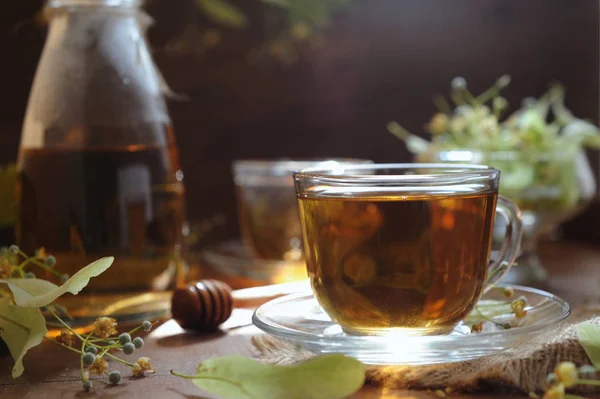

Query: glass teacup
294;163;522;336
232;158;372;261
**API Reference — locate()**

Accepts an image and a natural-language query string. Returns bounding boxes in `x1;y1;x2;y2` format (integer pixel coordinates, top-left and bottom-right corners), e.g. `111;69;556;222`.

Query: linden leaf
172;354;366;399
0;257;114;308
0;298;47;378
576;322;600;368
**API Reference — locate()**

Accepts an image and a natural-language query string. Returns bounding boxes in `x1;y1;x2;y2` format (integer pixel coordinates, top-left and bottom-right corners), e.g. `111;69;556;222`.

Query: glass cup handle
485;195;523;290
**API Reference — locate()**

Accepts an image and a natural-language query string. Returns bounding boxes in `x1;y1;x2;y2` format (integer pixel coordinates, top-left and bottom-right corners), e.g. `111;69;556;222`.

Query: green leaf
0;298;48;378
576;322;600;368
196;0;248;28
0;257;114;307
172;354;366;399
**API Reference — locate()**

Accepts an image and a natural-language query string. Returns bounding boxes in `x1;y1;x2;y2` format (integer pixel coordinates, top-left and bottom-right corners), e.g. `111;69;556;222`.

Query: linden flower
35;247;47;258
132;357;155;377
470;322;483;333
0;260;13;278
55;330;75;347
555;362;578;388
511;297;528;320
88;358;108;375
428;113;449;135
543;383;564;399
93;317;118;339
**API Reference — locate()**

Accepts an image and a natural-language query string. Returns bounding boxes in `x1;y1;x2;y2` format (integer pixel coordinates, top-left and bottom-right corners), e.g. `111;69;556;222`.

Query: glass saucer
202;240;307;284
252;284;570;365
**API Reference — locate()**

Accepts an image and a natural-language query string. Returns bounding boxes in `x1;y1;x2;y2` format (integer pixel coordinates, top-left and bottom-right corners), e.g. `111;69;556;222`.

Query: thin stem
128;325;143;335
474;307;508;328
576;378;600;386
30;258;62;278
433;95;452;114
127;320;159;336
17;257;33;270
81;331;92;382
105;352;135;368
44;337;82;355
46;307;85;341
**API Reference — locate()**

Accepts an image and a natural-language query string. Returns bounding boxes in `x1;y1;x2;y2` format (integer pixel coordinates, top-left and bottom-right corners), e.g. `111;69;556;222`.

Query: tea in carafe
17;0;186;317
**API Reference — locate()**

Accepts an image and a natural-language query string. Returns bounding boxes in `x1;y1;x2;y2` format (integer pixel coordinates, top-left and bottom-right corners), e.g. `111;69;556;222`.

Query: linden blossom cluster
0;245;68;283
388;76;600;212
543;362;599;399
0;246;156;392
468;286;528;333
52;316;156;391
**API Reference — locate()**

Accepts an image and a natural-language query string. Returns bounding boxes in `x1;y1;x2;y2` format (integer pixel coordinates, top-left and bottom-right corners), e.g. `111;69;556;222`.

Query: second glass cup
233;159;372;261
294;163;522;336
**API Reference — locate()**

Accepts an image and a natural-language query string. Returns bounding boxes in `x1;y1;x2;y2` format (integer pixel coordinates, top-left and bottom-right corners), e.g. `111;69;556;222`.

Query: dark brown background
0;0;598;243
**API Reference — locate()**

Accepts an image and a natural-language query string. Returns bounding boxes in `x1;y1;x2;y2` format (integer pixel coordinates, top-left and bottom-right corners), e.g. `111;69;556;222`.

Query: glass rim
294;163;499;185
47;0;141;9
232;158;372;175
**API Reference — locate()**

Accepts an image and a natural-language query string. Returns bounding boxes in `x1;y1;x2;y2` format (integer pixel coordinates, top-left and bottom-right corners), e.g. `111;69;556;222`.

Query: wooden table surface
2;240;600;399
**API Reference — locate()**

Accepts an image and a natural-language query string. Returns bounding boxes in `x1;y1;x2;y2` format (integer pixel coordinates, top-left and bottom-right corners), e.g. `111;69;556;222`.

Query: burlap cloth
251;308;600;395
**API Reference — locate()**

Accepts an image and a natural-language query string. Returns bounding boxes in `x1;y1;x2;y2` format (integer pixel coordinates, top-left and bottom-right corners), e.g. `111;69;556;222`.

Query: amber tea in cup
233;159;371;261
294;164;522;335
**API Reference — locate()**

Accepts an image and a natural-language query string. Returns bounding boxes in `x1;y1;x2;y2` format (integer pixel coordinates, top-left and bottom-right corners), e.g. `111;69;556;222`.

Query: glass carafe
17;0;186;321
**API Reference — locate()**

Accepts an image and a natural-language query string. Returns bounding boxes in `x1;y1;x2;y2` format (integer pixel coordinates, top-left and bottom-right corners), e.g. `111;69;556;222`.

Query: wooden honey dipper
171;280;233;331
171;279;309;331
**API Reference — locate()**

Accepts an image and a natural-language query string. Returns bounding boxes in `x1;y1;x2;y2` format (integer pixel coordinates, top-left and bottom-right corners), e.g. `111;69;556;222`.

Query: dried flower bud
515;308;527;319
82;381;93;391
451;77;467;90
503;287;515;298
85;345;98;355
82;352;96;366
25;272;36;279
88;358;108;375
132;337;144;349
56;330;75;347
60;274;69;284
579;365;597;377
8;245;19;255
123;343;135;355
45;255;56;267
496;75;511;88
93;317;118;339
0;260;13;279
471;322;483;333
109;370;122;385
543;383;564;399
434;389;446;398
428;113;449;135
142;320;153;332
119;333;132;345
555;362;578;388
133;357;154;377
